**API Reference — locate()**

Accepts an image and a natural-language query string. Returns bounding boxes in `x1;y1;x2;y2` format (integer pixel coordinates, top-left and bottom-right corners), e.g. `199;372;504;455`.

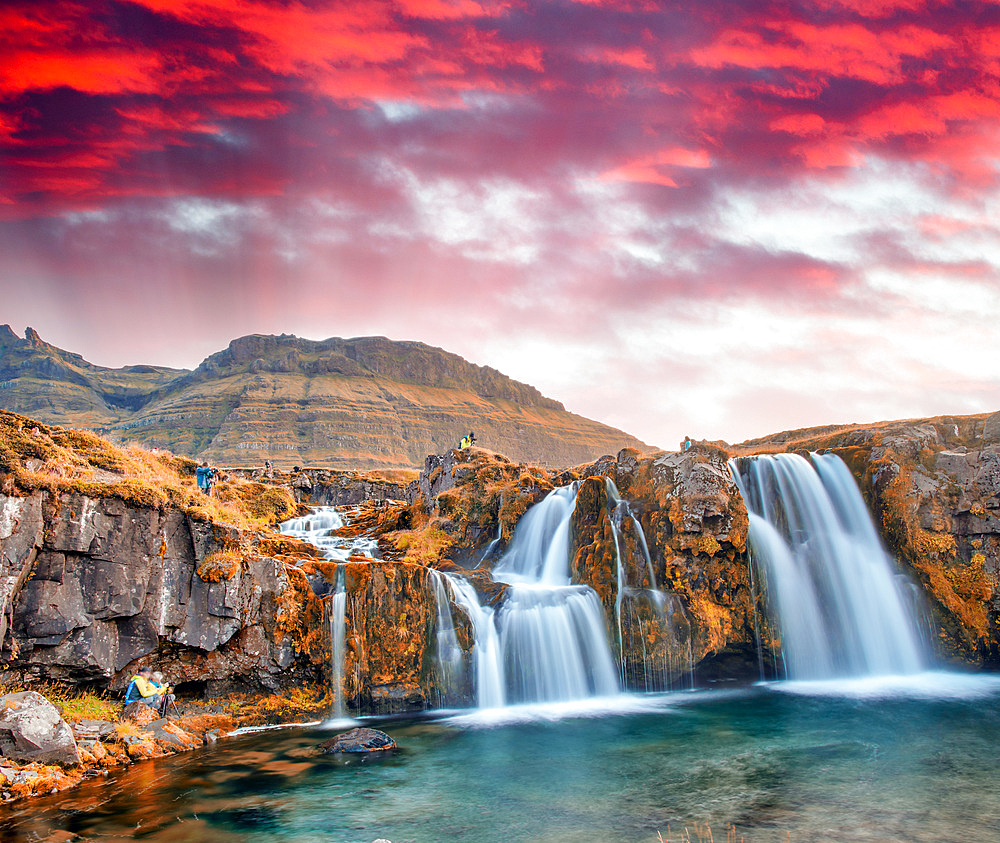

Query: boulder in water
317;727;396;754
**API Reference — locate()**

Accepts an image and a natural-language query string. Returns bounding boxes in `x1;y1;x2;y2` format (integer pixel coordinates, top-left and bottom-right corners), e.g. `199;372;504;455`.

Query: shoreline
0;689;333;804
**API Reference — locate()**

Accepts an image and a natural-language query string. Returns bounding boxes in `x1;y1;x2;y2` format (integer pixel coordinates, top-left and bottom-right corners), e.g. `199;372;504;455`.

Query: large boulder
0;691;81;766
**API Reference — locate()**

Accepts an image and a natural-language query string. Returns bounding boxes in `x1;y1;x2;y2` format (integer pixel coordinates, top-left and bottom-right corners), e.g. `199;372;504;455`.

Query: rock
0;691;81;766
317;727;396;754
120;701;160;726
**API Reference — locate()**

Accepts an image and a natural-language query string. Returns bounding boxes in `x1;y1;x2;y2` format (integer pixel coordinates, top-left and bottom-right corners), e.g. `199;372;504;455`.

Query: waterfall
609;490;692;692
279;506;375;719
440;574;505;708
328;568;347;718
731;452;926;680
492;484;621;704
279;508;380;561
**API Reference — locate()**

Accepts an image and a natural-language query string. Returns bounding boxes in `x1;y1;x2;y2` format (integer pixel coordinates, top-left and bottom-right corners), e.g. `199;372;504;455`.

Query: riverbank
0;685;331;803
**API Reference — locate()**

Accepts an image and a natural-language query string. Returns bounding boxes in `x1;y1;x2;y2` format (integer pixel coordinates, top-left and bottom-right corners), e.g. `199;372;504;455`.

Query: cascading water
731;452;926;679
328;569;347;718
490;483;621;703
607;483;692;691
280;506;378;719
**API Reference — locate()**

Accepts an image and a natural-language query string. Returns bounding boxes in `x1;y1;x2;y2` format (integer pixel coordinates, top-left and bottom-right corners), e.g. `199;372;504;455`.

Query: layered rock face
570;448;757;683
0;327;649;470
0;490;325;695
339;561;474;712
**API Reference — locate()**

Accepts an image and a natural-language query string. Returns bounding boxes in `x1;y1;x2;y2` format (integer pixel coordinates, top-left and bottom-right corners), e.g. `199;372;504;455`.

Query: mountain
0;327;650;469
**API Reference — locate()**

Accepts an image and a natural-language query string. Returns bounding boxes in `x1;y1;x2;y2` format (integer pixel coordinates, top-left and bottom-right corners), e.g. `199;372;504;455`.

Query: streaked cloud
2;0;999;448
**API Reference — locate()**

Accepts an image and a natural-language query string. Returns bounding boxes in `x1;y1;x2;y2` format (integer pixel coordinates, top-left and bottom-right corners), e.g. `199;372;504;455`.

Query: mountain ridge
0;326;649;469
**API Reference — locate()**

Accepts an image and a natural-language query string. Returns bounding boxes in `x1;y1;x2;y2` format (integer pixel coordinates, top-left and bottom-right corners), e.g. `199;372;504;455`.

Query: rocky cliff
0;411;326;696
4;406;1000;718
0;327;649;470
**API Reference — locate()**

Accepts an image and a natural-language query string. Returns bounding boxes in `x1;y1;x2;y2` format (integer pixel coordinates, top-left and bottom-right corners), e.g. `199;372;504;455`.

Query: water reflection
2;680;1000;841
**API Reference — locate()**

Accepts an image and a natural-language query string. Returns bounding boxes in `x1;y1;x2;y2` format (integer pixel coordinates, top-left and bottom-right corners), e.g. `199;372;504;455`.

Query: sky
3;0;1000;450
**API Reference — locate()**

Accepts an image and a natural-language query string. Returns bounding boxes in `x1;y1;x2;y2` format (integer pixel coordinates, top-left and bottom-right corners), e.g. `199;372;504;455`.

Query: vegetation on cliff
0;410;298;531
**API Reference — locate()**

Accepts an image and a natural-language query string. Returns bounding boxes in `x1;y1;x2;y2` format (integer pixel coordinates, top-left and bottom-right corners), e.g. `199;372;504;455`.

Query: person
196;461;212;494
681;436;692;452
468;430;476;446
264;460;273;478
124;666;176;717
459;434;470;449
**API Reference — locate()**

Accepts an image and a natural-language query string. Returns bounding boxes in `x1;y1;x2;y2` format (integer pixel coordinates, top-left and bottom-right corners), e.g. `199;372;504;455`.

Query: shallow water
4;673;1000;842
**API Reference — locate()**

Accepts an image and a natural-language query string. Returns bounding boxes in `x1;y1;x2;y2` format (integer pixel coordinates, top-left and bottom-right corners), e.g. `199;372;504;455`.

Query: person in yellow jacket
124;665;175;716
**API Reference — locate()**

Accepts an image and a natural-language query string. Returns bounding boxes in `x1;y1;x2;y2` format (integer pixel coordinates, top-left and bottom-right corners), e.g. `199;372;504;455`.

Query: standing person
196;461;212;494
682;436;692;452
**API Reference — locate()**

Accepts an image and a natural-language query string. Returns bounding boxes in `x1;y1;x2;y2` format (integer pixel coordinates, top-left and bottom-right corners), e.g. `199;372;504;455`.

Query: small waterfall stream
731;452;926;679
279;507;381;720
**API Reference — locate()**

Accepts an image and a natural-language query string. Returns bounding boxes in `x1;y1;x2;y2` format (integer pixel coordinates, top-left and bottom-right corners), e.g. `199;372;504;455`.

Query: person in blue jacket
196;461;212;494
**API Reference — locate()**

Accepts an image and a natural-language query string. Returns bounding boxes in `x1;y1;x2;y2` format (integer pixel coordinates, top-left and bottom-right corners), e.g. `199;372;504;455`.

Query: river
3;673;999;841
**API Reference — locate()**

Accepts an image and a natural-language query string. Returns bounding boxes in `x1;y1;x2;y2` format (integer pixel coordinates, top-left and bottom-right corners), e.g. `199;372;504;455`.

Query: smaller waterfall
732;452;926;680
441;574;505;708
328;568;347;719
280;507;379;561
608;486;692;692
492;484;621;704
279;506;377;719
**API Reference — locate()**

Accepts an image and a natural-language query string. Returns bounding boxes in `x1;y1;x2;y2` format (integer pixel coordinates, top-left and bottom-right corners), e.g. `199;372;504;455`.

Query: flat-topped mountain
0;327;649;469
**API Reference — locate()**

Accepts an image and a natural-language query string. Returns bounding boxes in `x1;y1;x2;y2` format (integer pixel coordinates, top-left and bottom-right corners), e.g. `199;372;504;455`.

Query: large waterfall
444;483;621;707
731;452;926;680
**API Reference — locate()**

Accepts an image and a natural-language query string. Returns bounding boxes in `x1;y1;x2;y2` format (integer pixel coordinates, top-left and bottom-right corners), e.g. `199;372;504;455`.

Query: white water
732;452;926;680
328;571;347;719
440;574;506;708
279;506;377;721
491;484;621;704
279;508;379;561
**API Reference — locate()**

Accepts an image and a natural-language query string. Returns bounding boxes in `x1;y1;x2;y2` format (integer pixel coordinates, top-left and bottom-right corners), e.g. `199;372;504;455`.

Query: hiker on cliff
196;461;213;494
460;434;470;449
124;666;175;717
681;436;692;452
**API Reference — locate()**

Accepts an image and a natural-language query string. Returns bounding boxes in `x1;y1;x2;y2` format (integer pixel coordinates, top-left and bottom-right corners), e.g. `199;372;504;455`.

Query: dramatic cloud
2;0;1000;447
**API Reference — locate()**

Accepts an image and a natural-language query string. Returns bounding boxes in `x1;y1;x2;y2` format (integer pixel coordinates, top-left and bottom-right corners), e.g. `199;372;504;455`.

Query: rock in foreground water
317;727;396;754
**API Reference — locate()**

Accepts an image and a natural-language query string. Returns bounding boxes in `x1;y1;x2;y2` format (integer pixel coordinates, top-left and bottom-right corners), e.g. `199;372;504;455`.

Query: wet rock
317;727;396;754
0;691;81;766
1;490;321;693
120;702;161;726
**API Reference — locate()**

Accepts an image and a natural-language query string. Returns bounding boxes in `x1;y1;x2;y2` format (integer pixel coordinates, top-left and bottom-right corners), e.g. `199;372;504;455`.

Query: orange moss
274;564;326;659
911;554;996;643
196;550;244;582
689;594;733;656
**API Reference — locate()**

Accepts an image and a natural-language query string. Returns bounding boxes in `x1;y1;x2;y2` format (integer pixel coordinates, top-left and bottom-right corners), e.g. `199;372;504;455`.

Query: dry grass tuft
0;410;298;531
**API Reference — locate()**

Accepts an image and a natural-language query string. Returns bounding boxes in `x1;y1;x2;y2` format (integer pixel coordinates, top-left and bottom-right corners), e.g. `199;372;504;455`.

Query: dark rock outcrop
0;490;324;694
